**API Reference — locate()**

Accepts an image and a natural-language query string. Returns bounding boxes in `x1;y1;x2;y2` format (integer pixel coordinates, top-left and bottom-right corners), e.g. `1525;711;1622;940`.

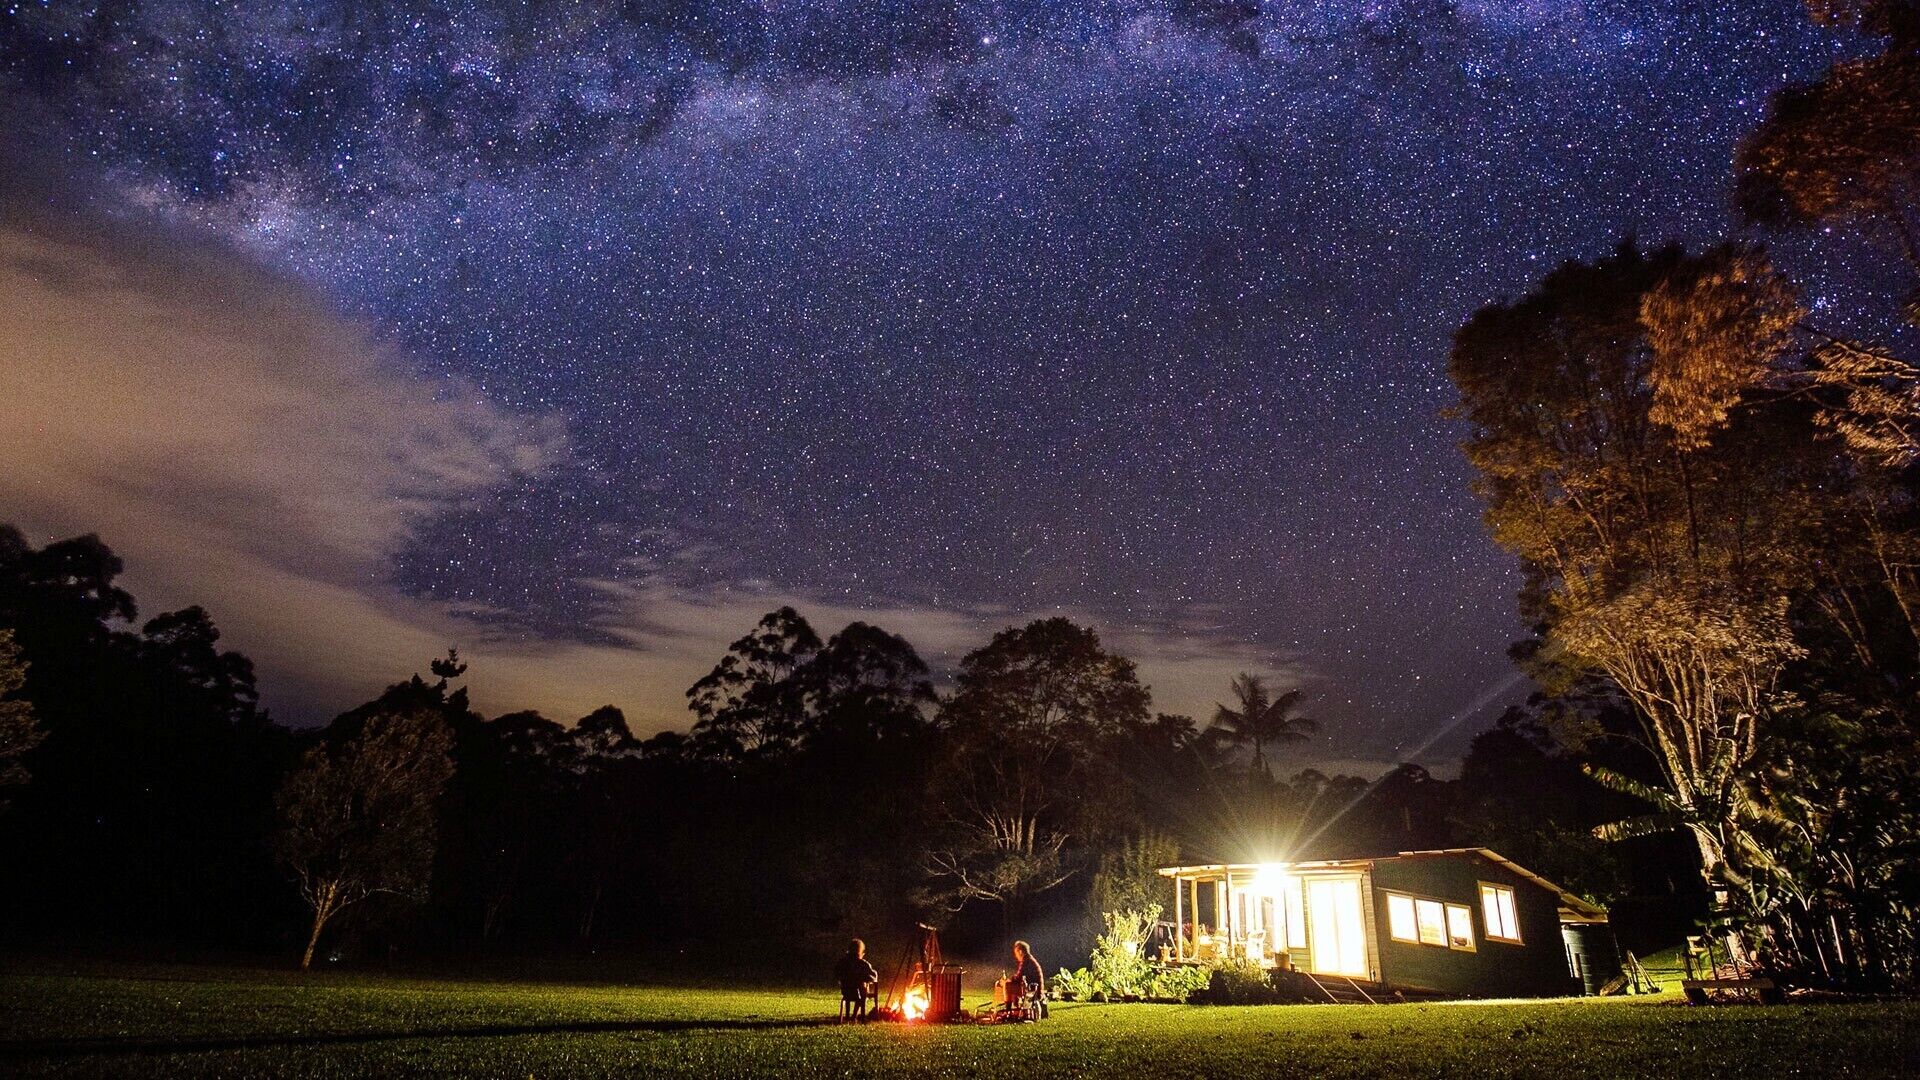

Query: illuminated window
1415;898;1447;946
1445;903;1475;950
1387;893;1418;943
1387;891;1471;950
1480;883;1521;943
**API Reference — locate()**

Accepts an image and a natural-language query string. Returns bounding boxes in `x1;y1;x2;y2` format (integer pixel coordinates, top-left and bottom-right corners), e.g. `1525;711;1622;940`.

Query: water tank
1561;923;1622;995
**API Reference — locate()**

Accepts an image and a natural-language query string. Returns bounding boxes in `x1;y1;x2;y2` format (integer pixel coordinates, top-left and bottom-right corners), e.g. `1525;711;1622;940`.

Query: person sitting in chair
1010;940;1047;1020
834;938;878;1021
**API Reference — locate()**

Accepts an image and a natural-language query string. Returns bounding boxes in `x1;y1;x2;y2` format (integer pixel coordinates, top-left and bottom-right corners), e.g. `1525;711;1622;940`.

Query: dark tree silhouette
794;620;937;749
686;606;822;760
573;704;638;759
0;526;292;943
0;628;43;807
1202;673;1315;779
275;706;454;969
924;618;1151;926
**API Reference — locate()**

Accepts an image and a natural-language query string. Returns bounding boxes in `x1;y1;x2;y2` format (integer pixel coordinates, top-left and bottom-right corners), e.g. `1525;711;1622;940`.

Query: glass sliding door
1305;876;1368;977
1283;880;1307;951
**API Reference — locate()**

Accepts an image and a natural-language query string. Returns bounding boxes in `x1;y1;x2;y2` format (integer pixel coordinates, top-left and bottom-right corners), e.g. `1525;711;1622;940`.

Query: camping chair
994;975;1047;1022
839;980;876;1022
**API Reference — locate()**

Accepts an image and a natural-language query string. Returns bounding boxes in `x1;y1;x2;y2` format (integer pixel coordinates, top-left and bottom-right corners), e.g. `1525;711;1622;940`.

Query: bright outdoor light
1250;863;1294;896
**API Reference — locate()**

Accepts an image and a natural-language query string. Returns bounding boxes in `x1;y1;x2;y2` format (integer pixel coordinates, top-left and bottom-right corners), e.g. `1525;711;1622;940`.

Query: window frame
1382;889;1475;951
1386;893;1419;944
1444;902;1476;952
1414;898;1447;946
1478;882;1523;944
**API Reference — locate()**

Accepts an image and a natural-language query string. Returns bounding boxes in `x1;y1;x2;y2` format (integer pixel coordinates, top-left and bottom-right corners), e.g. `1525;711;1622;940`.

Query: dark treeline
0;524;1701;971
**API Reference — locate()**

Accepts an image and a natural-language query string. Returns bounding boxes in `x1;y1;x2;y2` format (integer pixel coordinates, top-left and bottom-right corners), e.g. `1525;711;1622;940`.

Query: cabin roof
1157;846;1607;924
1394;848;1609;922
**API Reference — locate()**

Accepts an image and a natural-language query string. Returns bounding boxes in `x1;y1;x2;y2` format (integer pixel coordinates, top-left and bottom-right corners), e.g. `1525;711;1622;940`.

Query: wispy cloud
0;202;562;721
0;199;1313;733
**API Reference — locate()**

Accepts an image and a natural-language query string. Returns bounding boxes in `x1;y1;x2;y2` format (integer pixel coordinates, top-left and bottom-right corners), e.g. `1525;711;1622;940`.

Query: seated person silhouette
1007;940;1047;1020
833;938;879;1021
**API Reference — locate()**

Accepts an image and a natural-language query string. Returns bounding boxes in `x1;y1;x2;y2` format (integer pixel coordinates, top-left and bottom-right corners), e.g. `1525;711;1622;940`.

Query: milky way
0;2;1850;759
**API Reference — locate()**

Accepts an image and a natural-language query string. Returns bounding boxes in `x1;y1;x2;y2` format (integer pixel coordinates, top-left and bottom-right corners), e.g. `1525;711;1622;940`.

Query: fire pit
874;924;969;1023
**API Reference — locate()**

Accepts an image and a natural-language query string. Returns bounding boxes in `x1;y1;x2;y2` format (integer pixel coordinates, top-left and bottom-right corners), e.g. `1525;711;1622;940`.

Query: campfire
899;980;931;1021
874;924;967;1023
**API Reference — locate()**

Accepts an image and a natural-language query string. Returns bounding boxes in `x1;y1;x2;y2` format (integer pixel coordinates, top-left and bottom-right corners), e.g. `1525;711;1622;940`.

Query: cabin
1158;848;1618;998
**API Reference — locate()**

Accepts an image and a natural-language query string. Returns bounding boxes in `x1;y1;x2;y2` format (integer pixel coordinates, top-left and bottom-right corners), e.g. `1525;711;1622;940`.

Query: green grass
2;961;1915;1078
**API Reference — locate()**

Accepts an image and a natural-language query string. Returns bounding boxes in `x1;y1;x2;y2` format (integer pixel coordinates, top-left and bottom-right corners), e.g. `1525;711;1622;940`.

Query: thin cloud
1;199;1312;733
0;202;562;721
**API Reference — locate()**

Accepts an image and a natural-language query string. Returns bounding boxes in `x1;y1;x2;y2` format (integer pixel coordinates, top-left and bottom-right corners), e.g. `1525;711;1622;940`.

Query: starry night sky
0;2;1854;765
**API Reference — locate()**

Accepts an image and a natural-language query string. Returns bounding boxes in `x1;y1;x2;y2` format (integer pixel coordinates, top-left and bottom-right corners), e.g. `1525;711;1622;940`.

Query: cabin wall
1368;854;1578;998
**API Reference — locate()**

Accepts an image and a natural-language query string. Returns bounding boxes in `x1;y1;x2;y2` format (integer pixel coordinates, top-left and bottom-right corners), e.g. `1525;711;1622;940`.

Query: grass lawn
2;961;1916;1078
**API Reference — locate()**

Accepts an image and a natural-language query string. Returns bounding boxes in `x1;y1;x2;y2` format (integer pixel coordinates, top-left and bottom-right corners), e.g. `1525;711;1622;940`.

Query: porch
1158;861;1378;981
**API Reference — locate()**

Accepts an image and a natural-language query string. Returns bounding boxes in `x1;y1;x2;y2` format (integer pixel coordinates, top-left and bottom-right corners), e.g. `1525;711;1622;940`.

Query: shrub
1147;963;1213;1002
1062;904;1223;1003
1200;957;1282;1004
1086;905;1159;999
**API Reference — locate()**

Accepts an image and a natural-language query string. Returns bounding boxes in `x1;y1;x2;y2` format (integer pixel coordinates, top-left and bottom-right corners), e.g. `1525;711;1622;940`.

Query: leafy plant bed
1050;906;1215;1003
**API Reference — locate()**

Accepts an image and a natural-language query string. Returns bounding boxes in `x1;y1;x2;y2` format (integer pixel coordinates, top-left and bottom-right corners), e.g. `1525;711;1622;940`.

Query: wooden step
1300;972;1381;1004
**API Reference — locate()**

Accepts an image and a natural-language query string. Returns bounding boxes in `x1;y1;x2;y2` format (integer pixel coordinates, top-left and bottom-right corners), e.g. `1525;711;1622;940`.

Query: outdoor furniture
839;981;877;1022
1679;933;1785;1004
994;975;1047;1022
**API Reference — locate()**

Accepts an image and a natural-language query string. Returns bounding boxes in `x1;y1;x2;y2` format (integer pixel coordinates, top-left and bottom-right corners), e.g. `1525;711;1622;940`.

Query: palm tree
1204;673;1316;779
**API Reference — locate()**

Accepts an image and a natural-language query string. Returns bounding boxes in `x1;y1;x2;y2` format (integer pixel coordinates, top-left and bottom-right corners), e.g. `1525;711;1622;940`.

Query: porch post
1228;873;1240;949
1173;874;1185;962
1222;873;1233;948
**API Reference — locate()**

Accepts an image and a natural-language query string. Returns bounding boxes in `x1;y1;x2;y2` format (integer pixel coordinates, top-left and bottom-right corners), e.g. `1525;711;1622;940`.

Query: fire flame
901;982;930;1021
